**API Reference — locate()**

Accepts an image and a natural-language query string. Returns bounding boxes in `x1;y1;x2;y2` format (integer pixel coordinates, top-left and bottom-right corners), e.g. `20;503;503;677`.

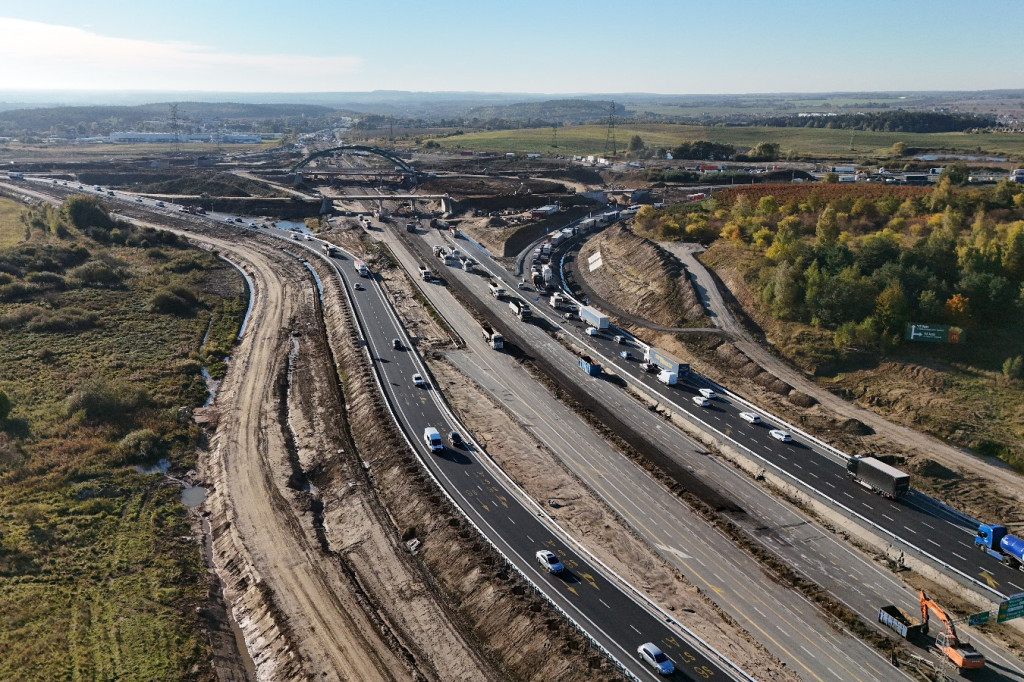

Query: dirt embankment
577;223;708;327
313;242;627;681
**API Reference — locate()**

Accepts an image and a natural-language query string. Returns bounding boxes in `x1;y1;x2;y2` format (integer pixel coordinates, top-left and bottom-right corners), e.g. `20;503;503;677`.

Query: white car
699;387;717;399
770;429;792;442
304;234;313;241
535;550;564;574
585;326;598;336
412;373;426;388
739;412;762;424
637;642;675;675
691;396;710;408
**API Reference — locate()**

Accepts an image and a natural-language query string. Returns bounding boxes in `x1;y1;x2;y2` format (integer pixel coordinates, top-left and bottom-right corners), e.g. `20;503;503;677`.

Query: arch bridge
290;145;416;174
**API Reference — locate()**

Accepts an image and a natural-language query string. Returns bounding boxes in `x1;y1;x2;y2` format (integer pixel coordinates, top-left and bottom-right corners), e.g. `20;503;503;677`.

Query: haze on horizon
1;0;1022;98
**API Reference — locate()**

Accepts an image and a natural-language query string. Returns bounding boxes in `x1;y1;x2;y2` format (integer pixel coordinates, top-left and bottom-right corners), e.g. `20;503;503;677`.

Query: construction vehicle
919;590;985;670
481;323;503;350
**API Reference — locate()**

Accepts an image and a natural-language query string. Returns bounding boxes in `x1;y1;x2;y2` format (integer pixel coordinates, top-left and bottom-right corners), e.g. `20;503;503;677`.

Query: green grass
0;197;28;247
0;206;246;680
427;123;1024;160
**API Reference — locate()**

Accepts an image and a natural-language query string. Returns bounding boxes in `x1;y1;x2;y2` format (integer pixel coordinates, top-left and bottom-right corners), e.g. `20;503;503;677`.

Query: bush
23;308;99;333
0;281;42;301
117;429;161;462
68;260;124;287
150;286;199;316
1003;355;1024;380
63;378;149;425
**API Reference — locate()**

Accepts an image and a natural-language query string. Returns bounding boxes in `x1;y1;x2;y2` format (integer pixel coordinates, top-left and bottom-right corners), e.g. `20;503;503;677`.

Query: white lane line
507;516;516;525
927;539;940;547
800;645;816;659
903;526;917;535
599;599;611;609
921;522;935;530
630;624;642;635
952;552;967;562
808;472;818;478
882;514;895;523
862;503;873;510
1010;582;1024;592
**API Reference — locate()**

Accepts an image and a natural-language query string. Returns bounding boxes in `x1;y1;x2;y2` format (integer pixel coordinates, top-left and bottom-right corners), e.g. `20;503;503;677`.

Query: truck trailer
846;456;910;499
974;523;1024;570
354;259;370;277
579;305;609;330
878;605;925;640
481;324;504;350
418;265;432;281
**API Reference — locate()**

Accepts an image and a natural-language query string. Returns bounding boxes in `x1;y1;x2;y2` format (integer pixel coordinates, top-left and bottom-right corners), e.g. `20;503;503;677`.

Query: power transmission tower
603;102;617;157
550;124;558;148
169;103;181;155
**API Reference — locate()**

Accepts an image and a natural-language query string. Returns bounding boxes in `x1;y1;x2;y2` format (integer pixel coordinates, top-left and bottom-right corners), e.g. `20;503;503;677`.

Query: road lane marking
952;552;967;562
630;624;642;634
927;539;940;547
903;526;917;535
800;645;816;659
882;514;895;522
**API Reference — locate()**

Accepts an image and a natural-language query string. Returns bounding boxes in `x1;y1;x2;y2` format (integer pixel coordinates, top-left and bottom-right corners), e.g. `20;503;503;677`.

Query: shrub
68;260;124;288
23;308;99;333
117;429;161;462
150;286;199;316
0;281;43;302
63;378;149;425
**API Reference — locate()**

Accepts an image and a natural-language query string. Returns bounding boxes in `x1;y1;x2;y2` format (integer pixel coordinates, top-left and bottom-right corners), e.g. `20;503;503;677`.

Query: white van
423;427;443;453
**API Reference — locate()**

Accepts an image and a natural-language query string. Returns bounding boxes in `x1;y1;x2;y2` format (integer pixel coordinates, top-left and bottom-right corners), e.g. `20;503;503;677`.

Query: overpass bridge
290;144;416;174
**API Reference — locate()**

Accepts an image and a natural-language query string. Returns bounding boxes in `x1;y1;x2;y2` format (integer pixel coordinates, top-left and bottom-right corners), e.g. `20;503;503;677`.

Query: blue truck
578;355;601;376
975;524;1024;571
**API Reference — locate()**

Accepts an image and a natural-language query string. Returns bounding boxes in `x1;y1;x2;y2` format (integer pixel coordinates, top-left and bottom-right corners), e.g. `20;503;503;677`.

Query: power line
603;102;617;157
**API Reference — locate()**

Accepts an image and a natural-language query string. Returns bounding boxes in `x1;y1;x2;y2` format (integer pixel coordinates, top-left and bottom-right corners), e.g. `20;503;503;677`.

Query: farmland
425;123;1024;160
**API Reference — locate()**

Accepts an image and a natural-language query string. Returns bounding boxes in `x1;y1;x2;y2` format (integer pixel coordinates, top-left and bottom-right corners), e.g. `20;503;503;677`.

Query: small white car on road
698;387;717;399
585;326;598;336
769;429;792;442
535;550;564;574
637;642;675;675
739;412;762;424
412;373;426;388
691;396;710;408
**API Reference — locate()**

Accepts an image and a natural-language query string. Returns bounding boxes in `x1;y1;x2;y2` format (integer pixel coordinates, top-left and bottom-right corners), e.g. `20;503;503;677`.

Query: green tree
628;135;645;152
939;162;970;186
823;172;839;184
756;195;780;217
1001;222;1024;280
918;290;943;320
815;206;840;247
875;282;910;337
749;142;780;161
763;261;803;319
1003;355;1024;380
890;141;906;157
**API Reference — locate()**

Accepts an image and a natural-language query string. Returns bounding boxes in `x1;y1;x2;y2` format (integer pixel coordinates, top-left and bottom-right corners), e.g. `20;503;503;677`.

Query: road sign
904;323;966;344
968;611;990;627
997;593;1024;623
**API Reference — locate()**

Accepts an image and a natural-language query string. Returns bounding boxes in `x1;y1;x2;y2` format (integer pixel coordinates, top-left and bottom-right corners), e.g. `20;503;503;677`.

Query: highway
271;227;745;681
409;222;1024;679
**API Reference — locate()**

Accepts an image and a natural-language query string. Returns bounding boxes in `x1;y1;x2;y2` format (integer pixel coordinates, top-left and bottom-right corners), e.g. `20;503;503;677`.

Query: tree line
757;111;996;133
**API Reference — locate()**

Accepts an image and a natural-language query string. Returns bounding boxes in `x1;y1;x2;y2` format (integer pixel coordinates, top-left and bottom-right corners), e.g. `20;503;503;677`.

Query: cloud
0;18;362;91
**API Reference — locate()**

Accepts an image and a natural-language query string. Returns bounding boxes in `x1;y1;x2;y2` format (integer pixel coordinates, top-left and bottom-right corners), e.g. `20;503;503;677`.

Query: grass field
0;197;28;247
0;200;246;679
0;139;279;163
427;123;1024;160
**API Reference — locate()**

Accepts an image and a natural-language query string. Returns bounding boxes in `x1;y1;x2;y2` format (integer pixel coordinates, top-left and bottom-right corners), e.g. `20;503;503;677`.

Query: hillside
576;223;708;327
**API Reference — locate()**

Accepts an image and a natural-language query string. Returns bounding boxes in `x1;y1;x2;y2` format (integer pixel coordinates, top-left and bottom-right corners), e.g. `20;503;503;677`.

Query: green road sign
905;323;966;344
968;611;990;626
997;593;1024;623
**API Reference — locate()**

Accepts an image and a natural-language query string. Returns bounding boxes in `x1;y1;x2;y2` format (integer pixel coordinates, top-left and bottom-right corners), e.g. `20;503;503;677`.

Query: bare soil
576;223;709;327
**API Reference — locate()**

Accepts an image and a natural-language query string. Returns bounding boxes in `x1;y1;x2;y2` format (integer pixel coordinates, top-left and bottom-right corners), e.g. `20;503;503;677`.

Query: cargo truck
423;427;443;453
354;259;369;277
509;298;531;319
878;605;925;640
532;269;545;289
488;280;506;299
845;456;909;499
542;264;554;287
481;324;503;350
322;243;336;256
974;523;1024;570
418;265;432;281
658;370;678;386
579;306;609;330
549;293;565;309
579;355;601;376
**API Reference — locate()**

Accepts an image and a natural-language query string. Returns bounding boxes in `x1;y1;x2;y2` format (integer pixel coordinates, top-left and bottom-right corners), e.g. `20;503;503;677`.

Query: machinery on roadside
919;590;985;671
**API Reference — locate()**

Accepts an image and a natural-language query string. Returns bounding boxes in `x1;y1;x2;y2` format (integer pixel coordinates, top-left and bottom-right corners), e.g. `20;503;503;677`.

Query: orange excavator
919;590;986;670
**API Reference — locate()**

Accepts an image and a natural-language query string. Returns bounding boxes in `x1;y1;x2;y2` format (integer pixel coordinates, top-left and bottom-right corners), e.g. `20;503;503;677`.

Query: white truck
423;427;443;453
354;259;369;277
488;279;506;299
481;323;504;350
549;293;565;309
579;305;609;330
418;265;432;281
658;370;678;386
322;243;336;256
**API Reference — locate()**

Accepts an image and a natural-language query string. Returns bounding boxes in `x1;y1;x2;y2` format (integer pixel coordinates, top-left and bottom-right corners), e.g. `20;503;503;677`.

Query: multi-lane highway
274;229;746;681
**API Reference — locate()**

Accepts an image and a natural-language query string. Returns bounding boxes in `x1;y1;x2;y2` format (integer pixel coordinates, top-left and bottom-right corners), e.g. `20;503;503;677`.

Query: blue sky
1;1;1022;94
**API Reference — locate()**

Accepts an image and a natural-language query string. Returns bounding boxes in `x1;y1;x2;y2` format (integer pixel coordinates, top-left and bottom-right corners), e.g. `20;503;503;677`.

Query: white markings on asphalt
927;539;940;547
921;522;935;530
630;624;642;634
800;645;816;659
599;599;611;609
776;624;789;636
862;503;873;510
825;481;835;488
882;514;895;523
792;463;802;470
507;516;515;525
1010;582;1024;592
527;536;534;544
903;526;917;535
752;606;767;619
843;492;854;499
952;552;967;562
808;472;819;478
829;668;842;680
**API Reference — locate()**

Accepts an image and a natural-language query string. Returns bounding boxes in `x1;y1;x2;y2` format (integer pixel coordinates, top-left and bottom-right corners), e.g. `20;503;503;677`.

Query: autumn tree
945;293;971;326
815;205;840;247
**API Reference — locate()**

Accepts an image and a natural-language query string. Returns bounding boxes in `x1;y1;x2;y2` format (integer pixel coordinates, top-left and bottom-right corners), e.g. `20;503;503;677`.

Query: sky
1;0;1022;97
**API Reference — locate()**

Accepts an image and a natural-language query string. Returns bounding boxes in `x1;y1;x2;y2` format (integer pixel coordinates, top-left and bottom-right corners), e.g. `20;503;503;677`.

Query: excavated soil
576;223;708;327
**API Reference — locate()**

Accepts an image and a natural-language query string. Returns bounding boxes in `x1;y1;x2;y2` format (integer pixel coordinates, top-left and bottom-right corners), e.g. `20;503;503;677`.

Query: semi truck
542;264;554;288
532;269;545;289
549;293;566;309
488;279;506;299
418;265;432;281
578;355;601;376
322;243;336;256
481;324;504;350
509;298;531;319
974;523;1024;570
423;427;443;453
877;605;925;640
354;259;370;277
579;305;610;330
845;455;909;499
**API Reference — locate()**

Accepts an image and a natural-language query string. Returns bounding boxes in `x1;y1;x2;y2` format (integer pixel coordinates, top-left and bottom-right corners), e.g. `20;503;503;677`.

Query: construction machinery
919;590;985;670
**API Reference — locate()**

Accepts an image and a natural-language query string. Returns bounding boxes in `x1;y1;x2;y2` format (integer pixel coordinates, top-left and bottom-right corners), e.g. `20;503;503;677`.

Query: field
0;196;27;247
0;197;246;680
0;139;278;163
425;123;1024;160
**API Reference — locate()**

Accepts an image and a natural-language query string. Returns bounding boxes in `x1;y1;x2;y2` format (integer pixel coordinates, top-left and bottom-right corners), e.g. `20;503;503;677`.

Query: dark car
448;431;463;447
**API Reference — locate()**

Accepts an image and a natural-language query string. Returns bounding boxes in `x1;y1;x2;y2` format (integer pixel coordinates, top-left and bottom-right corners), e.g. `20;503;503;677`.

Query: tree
890;141;906;157
823;172;839;184
939;162;970;186
945;293;971;326
756;195;780;217
815;206;840;247
875;283;910;338
749;142;780;161
1002;355;1024;380
628;135;645;153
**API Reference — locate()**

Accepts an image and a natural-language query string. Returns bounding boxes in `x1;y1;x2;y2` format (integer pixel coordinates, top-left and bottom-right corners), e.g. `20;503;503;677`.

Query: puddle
134;458;171;475
181;485;208;508
201;365;221;406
